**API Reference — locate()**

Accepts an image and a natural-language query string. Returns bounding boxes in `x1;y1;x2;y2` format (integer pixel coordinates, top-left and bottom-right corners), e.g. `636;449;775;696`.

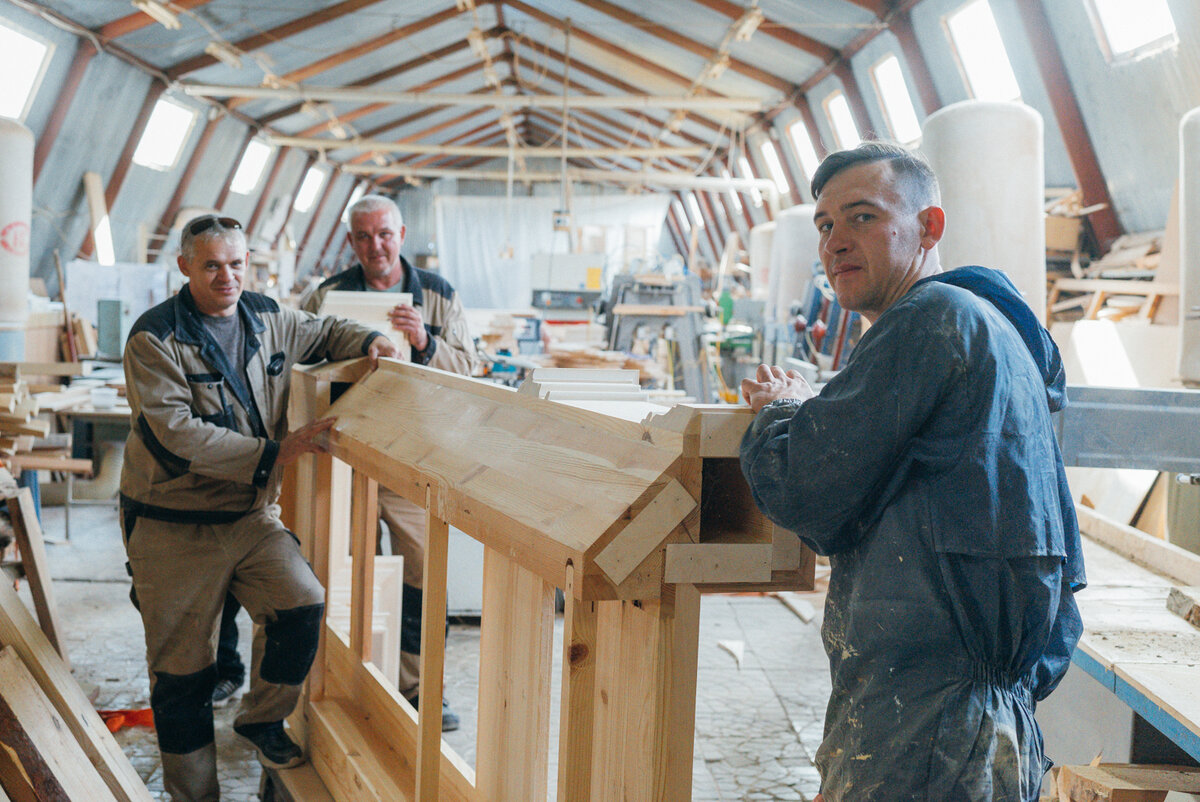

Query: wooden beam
767;130;803;206
348;470;377;661
831;61;875;140
246;146;290;240
213;128;257;212
33;40;96;184
166;0;393;79
97;0;214;39
346;107;494;168
556;562;597;798
229;5;464;110
313;180;361;270
889;7;942;116
683;0;837;62
581;0;795;93
1012;0;1122;246
78;81;165;259
5;490;67;667
155;114;221;242
841;0;890;16
415;488;450;801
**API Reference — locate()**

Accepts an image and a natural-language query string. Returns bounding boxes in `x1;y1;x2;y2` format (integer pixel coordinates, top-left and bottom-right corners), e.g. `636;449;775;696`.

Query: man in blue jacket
740;142;1085;801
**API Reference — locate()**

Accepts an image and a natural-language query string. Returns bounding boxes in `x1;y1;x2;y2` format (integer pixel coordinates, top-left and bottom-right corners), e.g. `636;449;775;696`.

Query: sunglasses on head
187;216;242;237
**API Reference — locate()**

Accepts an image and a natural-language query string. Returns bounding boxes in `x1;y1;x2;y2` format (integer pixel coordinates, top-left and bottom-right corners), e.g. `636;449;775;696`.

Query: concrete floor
22;499;831;801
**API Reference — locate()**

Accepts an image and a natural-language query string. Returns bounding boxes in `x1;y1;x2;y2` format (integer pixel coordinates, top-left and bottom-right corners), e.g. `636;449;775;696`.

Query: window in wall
341;182;367;223
672;198;691;233
758;139;790;196
721;167;743;213
945;0;1021;101
0;23;51;121
824;91;861;150
1087;0;1177;61
294;166;327;212
231;140;273;195
132;98;196;171
685;192;706;229
786;121;820;182
737;156;764;207
870;54;922;144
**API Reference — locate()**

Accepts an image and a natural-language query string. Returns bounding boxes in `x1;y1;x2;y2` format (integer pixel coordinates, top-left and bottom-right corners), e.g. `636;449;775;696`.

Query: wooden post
349;471;378;661
556;561;598;800
414;485;450;801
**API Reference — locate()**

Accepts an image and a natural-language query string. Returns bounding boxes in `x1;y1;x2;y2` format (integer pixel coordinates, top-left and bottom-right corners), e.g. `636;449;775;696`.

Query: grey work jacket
120;285;382;521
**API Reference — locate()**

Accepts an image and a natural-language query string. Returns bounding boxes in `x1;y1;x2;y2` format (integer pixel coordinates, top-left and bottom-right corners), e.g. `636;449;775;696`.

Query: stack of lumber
62;312;98;361
1057;763;1200;800
540;346;668;385
0;578;151;801
0;377;48;459
1084;230;1165;279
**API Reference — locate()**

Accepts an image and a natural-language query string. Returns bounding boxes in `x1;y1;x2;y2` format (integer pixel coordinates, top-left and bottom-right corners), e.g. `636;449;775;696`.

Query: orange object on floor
98;707;155;732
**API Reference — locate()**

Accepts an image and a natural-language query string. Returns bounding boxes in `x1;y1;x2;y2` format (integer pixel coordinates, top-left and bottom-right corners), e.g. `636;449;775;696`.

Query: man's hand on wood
741;363;815;412
367;335;399;368
388;303;429;351
277;417;337;466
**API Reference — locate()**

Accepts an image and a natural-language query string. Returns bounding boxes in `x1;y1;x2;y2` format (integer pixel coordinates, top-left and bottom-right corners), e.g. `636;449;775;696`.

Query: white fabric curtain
434;193;671;308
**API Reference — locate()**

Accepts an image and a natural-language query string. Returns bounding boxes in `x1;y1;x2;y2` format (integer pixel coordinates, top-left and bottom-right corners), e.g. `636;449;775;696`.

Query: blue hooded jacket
741;266;1084;801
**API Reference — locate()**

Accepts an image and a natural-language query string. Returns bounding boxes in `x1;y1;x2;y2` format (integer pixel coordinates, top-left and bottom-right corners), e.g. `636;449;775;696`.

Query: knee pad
151;665;217;754
260;603;324;685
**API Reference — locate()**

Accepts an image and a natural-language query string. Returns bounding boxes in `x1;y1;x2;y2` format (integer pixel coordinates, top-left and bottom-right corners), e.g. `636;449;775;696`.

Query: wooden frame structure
283;358;813;800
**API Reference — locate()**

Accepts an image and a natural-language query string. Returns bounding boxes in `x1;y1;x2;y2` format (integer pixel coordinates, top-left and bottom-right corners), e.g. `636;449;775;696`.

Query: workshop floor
23;500;831;801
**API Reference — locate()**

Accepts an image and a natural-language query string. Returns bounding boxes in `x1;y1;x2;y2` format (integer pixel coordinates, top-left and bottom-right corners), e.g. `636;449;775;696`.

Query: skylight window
293;166;327;213
0;23;51;121
759;140;790;196
945;0;1021;101
737;156;764;208
786;121;820;182
824;92;861;150
722;167;742;213
341;183;367;223
231;141;273;195
132;98;196;171
1088;0;1177;60
871;55;922;143
686;193;706;230
672;198;691;233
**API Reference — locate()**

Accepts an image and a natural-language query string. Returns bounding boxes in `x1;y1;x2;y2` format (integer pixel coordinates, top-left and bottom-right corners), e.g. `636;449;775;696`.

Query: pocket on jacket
267;351;286;376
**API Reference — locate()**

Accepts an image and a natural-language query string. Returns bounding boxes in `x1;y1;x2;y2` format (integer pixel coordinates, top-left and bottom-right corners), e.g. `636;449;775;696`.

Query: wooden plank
0;690;68;802
0;583;151;802
594;478;696;586
609;304;704;317
263;763;336;802
308;699;408;801
663;542;773;584
475;548;554;800
1167;586;1200;628
349;471;378;661
4;455;92;475
556;562;597;801
0;363;88;379
318;291;412;361
5;490;67;666
0;646;118;801
0;735;43;802
1078;505;1200;587
415;492;449;802
1058;763;1200;801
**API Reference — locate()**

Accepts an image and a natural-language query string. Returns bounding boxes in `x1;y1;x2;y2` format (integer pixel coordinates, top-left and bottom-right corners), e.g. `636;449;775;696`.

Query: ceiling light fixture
733;7;764;42
205;40;244;69
132;0;181;30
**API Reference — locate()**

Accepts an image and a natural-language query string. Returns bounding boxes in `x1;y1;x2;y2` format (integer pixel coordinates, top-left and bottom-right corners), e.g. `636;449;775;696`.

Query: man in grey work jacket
740;142;1085;801
120;214;397;801
302;194;480;731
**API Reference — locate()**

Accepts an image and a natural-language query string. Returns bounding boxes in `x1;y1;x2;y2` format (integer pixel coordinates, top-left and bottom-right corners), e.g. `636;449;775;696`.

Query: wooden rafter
228;5;465;110
298;168;343;258
682;0;837;62
840;0;891;16
97;0;214;40
577;0;796;94
165;0;393;79
33;39;96;184
347;107;495;166
246;146;290;238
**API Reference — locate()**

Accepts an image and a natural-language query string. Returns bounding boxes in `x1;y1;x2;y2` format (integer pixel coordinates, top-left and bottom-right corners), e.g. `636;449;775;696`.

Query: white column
1178;107;1200;383
0;118;33;361
766;205;818;324
921;100;1046;320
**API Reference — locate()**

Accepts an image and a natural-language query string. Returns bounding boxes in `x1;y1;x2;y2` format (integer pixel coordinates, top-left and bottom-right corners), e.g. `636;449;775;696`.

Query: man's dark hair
810;141;940;209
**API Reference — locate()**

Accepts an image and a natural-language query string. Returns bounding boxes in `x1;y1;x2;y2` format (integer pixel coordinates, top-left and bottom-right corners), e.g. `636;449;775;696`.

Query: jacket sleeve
412;290;482;376
739;307;962;554
292;308;384;365
124;330;275;487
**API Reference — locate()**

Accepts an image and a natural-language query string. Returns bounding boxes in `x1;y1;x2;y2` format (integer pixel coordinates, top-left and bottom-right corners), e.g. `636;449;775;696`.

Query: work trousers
377;487;433;700
122;506;324;802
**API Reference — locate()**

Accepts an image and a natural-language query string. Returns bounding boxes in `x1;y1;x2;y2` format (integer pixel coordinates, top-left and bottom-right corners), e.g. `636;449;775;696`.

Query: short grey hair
179;215;246;262
346;194;403;230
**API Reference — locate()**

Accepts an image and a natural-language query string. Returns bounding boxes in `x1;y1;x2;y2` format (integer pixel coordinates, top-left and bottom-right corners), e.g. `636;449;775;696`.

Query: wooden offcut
1058;763;1200;801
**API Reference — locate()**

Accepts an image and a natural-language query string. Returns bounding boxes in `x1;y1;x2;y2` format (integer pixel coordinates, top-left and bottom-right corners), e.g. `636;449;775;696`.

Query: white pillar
921;101;1046;320
767;205;818;324
0;118;33;361
748;221;775;304
1179;108;1200;383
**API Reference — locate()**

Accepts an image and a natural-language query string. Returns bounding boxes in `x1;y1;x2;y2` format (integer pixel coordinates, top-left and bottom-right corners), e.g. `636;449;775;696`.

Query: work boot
407;694;461;732
233;721;305;769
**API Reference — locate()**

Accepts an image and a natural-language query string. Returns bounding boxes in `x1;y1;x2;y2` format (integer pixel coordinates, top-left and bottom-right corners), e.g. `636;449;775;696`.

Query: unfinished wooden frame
283;359;813;800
